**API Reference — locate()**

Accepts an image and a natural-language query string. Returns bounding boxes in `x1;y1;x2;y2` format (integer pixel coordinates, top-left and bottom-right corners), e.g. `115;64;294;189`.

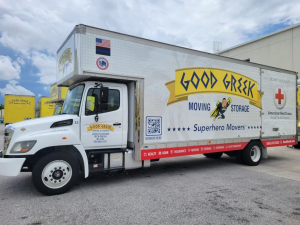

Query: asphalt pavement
0;123;300;225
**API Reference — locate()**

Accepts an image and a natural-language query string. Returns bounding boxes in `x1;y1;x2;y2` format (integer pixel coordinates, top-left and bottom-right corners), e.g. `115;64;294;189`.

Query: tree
0;104;4;119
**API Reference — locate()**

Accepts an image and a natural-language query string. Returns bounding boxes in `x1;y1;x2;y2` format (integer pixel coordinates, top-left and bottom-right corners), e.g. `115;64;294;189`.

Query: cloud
9;80;18;85
38;93;41;97
16;57;25;65
0;83;34;97
0;0;300;54
30;51;56;85
0;55;21;80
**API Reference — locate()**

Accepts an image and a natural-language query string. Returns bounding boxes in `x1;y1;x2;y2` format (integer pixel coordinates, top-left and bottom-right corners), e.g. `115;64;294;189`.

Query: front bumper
0;158;26;176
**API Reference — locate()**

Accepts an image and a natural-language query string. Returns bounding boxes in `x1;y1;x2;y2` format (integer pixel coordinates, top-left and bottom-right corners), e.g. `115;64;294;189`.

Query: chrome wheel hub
42;160;72;189
250;146;261;162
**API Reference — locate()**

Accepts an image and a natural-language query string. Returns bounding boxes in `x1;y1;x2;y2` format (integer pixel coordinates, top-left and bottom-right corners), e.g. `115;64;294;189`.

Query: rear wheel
242;142;262;166
203;152;223;159
32;152;79;195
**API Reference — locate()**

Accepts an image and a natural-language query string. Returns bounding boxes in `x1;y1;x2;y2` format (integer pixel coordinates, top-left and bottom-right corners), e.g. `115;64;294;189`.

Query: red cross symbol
275;88;284;104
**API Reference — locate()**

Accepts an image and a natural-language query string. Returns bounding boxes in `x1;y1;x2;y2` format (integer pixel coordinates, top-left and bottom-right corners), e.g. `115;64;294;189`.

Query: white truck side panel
79;29;263;144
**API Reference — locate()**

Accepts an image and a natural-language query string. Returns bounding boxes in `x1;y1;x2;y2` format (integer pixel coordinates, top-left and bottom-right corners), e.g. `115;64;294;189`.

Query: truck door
260;69;297;138
81;85;124;149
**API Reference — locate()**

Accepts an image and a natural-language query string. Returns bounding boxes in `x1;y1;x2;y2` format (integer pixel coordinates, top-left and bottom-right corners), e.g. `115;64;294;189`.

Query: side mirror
100;87;109;104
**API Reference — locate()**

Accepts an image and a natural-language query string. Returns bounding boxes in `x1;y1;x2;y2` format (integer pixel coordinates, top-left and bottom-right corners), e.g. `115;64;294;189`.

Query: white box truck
0;24;297;195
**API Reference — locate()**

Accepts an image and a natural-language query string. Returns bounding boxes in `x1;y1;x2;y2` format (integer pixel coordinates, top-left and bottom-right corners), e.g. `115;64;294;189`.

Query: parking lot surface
0;123;300;225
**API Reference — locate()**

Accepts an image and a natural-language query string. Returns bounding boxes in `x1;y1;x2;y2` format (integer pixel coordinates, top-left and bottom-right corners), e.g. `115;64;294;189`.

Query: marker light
10;141;37;154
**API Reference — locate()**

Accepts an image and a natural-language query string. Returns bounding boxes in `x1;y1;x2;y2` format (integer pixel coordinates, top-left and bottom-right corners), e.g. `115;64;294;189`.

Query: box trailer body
35;97;56;118
4;95;35;124
57;25;297;158
0;24;297;195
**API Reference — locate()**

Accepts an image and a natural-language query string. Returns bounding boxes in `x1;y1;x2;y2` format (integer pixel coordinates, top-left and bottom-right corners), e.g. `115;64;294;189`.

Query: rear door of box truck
260;69;297;138
40;97;56;117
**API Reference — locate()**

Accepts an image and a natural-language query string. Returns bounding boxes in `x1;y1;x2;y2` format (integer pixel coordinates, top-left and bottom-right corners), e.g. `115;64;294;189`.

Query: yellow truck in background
35;97;55;118
4;94;35;125
53;103;63;115
50;83;68;115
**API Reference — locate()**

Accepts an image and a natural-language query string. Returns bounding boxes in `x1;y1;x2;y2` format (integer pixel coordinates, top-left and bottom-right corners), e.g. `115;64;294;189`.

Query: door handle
113;123;121;126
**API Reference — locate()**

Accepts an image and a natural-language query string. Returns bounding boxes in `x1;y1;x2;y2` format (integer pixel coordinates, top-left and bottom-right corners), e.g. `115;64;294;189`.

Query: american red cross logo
275;88;284;104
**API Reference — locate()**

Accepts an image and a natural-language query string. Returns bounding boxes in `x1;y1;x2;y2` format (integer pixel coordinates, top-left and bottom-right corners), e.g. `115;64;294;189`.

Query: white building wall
219;25;300;76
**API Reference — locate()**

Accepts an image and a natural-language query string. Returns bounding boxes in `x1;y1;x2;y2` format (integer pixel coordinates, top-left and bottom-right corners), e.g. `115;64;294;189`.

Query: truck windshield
62;85;84;115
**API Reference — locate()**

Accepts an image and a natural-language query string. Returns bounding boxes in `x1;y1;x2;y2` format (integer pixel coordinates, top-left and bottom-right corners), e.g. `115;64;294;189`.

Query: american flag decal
96;38;111;56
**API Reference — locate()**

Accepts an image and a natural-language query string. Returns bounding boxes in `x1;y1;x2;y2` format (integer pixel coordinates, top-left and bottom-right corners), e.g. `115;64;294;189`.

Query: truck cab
0;80;143;195
64;82;128;150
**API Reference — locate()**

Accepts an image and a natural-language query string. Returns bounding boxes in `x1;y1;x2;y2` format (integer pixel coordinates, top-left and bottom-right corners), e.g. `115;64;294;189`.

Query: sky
0;0;300;104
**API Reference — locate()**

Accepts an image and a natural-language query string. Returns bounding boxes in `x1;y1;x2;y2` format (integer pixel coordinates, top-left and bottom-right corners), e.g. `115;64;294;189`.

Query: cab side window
85;88;120;115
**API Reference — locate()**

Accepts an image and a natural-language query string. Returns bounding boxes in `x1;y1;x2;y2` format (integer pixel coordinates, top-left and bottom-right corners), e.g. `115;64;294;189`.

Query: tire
32;152;79;195
293;144;300;149
235;150;244;164
203;152;223;159
242;141;262;166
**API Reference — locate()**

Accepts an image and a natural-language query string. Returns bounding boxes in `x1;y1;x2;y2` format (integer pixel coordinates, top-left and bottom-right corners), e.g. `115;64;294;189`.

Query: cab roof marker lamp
10;141;37;154
50;119;73;128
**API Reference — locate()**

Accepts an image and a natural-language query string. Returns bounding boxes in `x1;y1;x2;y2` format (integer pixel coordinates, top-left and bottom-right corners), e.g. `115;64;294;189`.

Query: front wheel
242;142;262;166
32;152;79;195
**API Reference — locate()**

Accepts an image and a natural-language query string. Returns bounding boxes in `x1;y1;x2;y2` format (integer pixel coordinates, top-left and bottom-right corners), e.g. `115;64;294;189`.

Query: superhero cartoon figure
210;97;232;121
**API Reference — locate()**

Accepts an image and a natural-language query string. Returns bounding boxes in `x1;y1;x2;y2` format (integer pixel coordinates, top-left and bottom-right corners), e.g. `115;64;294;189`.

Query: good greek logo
87;124;114;131
165;67;263;109
8;99;32;105
58;48;72;72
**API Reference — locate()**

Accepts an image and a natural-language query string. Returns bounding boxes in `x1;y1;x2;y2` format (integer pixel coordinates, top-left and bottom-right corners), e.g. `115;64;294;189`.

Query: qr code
146;116;162;136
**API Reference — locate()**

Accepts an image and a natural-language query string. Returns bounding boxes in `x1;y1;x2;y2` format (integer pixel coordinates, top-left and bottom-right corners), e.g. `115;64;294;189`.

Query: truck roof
4;94;35;97
58;24;297;76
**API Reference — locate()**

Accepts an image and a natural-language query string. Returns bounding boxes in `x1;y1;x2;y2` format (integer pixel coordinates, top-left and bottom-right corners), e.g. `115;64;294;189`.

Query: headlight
10;141;37;153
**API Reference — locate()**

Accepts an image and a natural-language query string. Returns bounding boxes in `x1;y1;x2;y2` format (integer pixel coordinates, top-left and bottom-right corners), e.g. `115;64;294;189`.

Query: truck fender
73;145;89;178
261;145;268;159
249;139;268;159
